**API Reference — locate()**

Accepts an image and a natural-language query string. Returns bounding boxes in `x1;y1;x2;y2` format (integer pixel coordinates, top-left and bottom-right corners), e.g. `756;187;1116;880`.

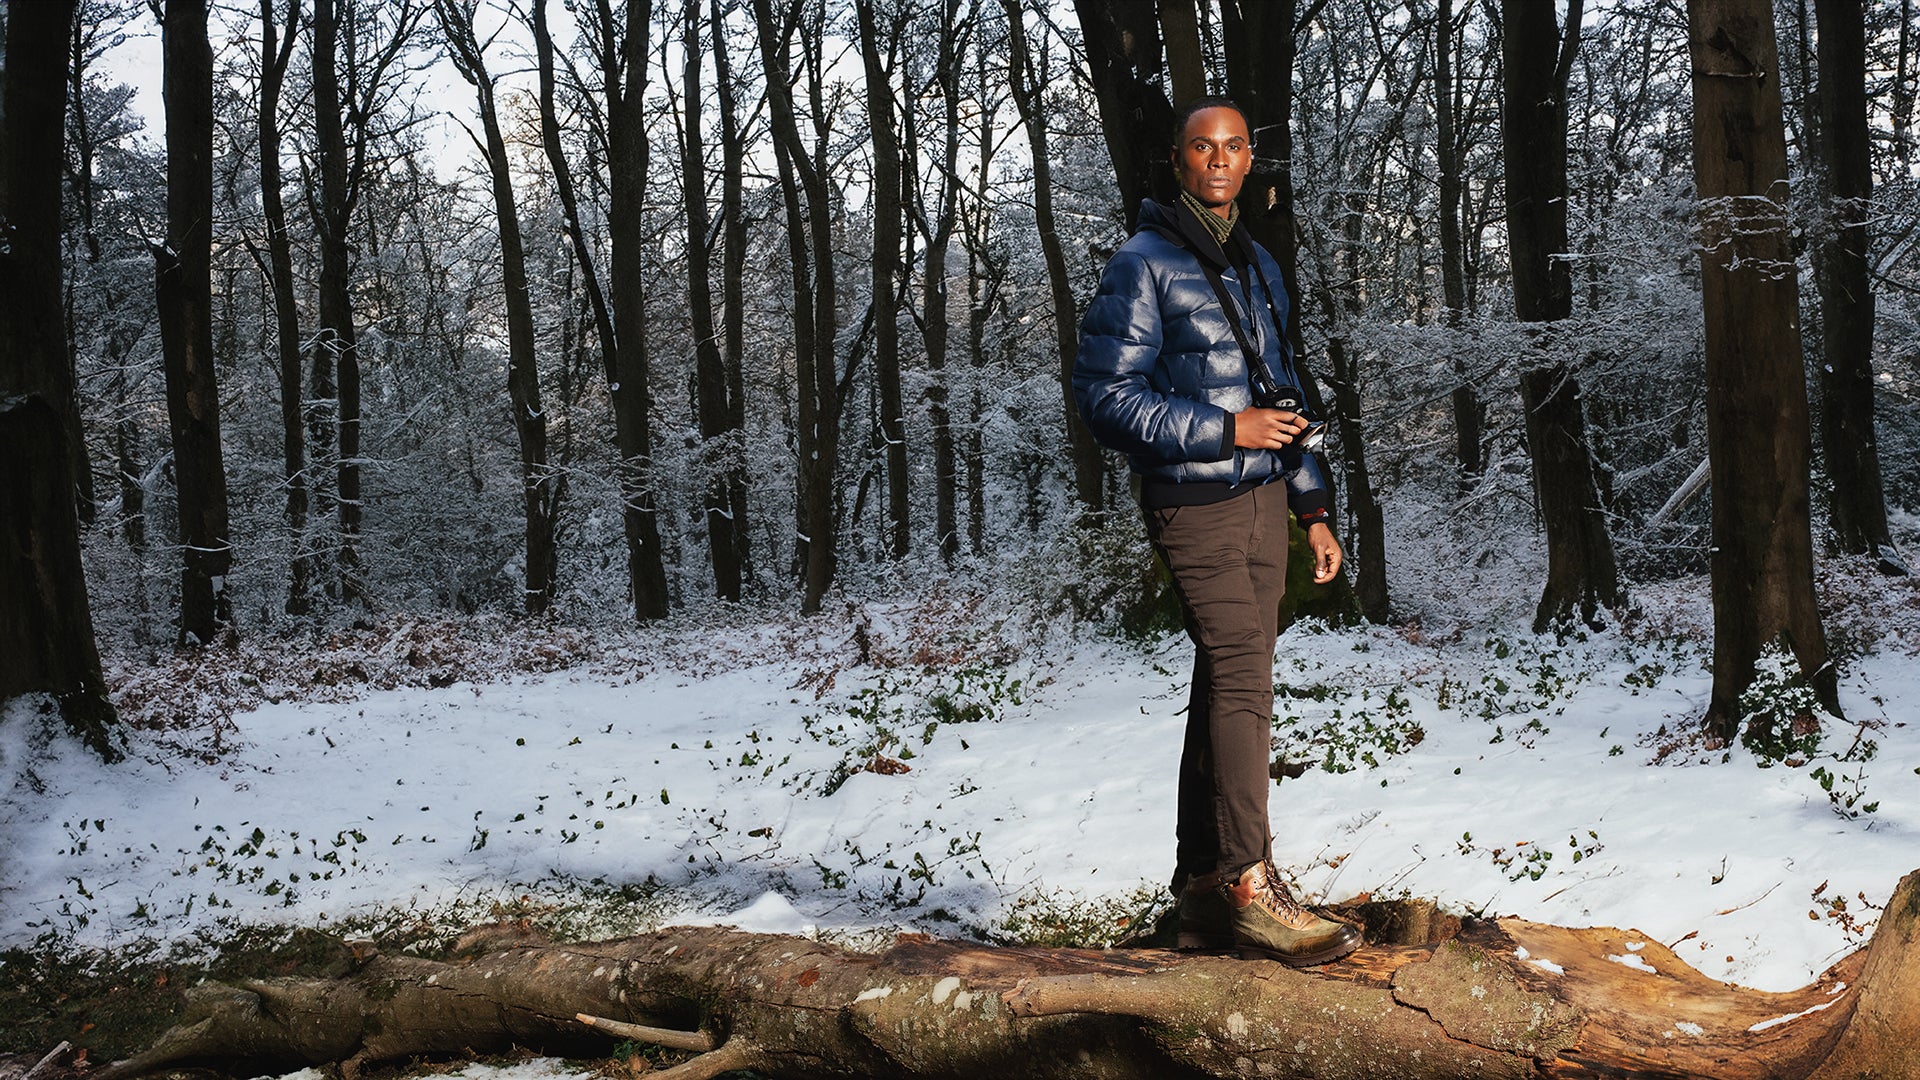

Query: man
1074;98;1360;967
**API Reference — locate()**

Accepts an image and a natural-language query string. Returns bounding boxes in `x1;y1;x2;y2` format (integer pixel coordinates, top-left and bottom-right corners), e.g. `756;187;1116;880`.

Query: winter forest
6;0;1920;1077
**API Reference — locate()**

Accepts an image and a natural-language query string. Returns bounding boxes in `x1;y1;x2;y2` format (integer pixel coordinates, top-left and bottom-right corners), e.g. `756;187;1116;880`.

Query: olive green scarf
1179;189;1239;247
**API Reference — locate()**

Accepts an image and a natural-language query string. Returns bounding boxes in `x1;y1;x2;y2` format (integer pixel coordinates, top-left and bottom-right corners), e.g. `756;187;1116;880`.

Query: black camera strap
1198;259;1288;405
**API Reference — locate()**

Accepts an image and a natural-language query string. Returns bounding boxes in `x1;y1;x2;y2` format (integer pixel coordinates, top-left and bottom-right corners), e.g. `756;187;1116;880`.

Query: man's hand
1232;407;1309;450
1307;522;1343;583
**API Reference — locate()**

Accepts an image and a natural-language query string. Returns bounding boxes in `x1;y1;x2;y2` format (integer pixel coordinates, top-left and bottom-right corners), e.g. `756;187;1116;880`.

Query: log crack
1391;941;1584;1062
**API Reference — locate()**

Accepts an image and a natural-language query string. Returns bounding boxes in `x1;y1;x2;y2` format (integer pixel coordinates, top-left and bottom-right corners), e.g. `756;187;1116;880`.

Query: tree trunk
257;0;310;616
1813;0;1896;568
962;28;999;557
1004;0;1105;516
310;0;357;603
858;0;908;560
60;7;98;525
1433;0;1485;488
1689;0;1838;740
1157;0;1205;106
603;0;672;620
438;0;560;616
755;0;844;614
99;868;1920;1080
0;0;119;758
1501;0;1620;633
919;0;965;565
157;0;235;644
676;0;744;601
1072;0;1174;229
713;0;753;590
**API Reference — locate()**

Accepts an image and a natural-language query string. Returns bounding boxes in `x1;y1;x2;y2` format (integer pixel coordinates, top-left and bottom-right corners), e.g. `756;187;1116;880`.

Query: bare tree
915;0;968;563
858;0;908;558
1433;0;1487;488
1688;0;1838;739
605;0;671;619
253;0;310;615
960;14;1006;555
1004;0;1104;515
1072;0;1174;228
309;0;425;605
156;0;235;643
1813;0;1898;569
711;0;752;591
1500;0;1621;632
0;0;120;757
436;0;561;615
755;0;851;613
674;0;746;599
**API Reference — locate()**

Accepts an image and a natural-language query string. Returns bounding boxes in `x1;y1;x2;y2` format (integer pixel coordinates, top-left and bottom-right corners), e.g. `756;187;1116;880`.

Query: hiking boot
1174;873;1235;951
1220;861;1362;967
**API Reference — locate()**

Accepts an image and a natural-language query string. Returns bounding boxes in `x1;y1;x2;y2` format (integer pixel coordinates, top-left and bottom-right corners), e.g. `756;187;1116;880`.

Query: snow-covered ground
3;570;1916;996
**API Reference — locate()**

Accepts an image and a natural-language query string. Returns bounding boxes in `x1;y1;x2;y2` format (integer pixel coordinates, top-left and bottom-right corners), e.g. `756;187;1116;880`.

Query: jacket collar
1136;197;1255;271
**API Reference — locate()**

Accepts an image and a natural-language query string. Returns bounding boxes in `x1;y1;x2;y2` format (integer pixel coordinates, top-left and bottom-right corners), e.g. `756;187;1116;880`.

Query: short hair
1170;97;1252;149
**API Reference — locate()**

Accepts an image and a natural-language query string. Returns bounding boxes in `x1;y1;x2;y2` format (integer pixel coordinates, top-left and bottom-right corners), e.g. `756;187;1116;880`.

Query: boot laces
1248;861;1307;921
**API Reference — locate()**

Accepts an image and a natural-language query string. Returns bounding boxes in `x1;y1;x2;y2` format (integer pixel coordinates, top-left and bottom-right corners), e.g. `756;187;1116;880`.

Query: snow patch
1748;995;1845;1033
855;986;893;1003
1607;953;1658;974
931;976;961;1004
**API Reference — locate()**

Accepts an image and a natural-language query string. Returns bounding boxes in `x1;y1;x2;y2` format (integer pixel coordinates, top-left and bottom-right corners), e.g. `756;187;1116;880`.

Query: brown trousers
1144;482;1287;885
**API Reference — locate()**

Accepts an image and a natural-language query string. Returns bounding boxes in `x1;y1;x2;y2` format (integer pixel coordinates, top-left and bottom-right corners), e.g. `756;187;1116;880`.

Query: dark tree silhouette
0;0;119;758
156;0;235;643
1500;0;1622;632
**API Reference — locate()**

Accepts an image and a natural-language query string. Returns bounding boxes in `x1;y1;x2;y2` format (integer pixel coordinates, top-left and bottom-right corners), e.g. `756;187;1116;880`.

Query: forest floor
4;556;1920;1073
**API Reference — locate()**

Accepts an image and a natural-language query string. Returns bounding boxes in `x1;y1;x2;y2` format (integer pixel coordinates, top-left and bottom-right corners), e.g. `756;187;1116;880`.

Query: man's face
1172;107;1252;214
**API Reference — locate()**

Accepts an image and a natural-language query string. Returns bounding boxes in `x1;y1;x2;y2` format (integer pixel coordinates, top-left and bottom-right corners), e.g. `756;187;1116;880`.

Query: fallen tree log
91;868;1919;1080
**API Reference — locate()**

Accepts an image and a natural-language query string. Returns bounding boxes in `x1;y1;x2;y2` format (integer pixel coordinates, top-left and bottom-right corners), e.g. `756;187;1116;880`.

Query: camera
1252;383;1328;453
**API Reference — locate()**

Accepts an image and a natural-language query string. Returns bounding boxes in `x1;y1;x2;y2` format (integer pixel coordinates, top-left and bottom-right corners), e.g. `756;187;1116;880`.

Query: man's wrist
1296;507;1331;529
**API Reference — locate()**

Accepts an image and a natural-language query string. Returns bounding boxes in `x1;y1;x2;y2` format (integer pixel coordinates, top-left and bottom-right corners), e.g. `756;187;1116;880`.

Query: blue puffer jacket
1074;199;1329;516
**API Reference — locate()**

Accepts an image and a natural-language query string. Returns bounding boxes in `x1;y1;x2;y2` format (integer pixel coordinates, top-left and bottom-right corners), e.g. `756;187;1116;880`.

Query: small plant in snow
1737;641;1830;768
990;883;1168;949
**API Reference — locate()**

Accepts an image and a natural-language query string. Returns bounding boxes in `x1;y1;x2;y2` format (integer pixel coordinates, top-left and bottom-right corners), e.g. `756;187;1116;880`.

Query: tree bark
0;0;118;757
712;0;753;591
1004;0;1105;516
1433;0;1485;489
156;0;235;644
919;0;965;565
1689;0;1838;739
1501;0;1621;633
677;0;744;600
755;0;845;614
961;25;1001;556
602;0;673;620
1072;0;1174;230
437;0;560;616
310;0;358;603
99;868;1920;1080
1812;0;1896;568
858;0;908;560
1157;0;1205;106
257;0;310;616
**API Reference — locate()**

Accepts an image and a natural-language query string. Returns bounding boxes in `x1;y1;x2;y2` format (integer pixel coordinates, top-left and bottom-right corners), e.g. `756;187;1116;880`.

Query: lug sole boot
1222;861;1362;967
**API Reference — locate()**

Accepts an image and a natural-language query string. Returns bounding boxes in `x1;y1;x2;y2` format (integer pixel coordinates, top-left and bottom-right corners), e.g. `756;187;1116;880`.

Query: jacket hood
1135;198;1257;271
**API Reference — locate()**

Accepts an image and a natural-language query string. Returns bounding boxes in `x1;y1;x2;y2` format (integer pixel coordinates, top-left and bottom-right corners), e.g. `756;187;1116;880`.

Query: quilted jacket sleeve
1072;248;1233;464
